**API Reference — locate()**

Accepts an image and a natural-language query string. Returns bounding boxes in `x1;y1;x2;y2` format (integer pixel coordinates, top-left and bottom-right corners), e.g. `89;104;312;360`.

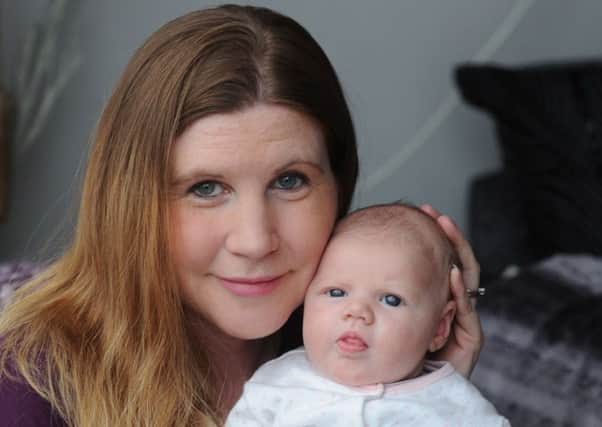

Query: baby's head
303;202;458;386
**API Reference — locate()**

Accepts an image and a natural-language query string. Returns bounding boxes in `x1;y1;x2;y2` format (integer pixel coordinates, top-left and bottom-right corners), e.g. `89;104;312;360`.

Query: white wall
2;0;602;261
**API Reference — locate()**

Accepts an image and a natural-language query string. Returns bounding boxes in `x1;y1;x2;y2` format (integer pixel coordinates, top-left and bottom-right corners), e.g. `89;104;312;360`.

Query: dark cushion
456;62;602;261
471;255;602;426
468;171;534;279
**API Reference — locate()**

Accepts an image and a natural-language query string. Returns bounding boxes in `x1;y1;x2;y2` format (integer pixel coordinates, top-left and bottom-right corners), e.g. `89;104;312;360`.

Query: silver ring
466;287;486;298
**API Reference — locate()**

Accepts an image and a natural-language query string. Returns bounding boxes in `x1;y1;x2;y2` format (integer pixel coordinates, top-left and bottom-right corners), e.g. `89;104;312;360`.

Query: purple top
1;262;66;425
0;338;67;427
0;369;67;427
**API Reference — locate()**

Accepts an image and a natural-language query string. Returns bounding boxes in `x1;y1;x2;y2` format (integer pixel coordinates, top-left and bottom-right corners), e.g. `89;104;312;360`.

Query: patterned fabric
0;261;42;309
472;254;602;427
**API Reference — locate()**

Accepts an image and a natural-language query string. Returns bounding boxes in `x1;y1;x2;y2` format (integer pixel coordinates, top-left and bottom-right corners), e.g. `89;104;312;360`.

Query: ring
466;287;486;298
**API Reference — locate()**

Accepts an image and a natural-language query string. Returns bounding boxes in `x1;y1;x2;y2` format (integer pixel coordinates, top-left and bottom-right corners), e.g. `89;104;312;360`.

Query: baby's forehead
329;205;454;280
333;207;447;255
335;204;432;233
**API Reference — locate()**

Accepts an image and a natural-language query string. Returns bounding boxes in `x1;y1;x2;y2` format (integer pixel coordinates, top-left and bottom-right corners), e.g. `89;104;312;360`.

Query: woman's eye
327;288;347;298
189;181;224;198
273;172;307;191
380;294;402;307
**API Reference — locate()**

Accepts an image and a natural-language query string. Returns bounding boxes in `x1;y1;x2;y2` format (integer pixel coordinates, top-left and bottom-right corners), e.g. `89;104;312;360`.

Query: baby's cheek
303;306;330;350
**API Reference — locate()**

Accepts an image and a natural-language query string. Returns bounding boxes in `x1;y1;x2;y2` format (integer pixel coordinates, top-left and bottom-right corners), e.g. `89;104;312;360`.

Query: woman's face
169;104;338;340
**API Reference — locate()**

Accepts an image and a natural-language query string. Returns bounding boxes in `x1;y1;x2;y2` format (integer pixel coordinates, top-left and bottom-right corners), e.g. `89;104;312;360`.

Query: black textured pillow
456;62;602;259
471;255;602;426
469;171;534;280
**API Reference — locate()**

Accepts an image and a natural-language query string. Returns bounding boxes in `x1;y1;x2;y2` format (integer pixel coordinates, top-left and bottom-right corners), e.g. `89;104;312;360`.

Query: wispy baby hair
334;201;461;270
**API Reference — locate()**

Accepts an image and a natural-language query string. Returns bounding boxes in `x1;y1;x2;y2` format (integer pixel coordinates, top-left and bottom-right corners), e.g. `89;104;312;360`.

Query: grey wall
1;0;602;261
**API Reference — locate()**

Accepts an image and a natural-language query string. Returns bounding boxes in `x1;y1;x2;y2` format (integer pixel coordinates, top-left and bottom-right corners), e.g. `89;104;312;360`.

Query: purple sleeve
0;374;67;427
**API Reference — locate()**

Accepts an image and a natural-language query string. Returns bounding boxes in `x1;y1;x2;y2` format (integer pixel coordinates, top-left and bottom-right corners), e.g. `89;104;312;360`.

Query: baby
226;202;509;426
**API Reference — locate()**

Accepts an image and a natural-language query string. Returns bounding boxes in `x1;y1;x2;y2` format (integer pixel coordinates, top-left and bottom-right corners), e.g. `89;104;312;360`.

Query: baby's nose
343;301;374;324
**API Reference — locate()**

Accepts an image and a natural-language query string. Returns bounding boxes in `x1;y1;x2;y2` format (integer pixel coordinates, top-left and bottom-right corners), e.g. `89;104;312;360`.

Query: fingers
421;202;481;293
450;266;484;376
451;265;475;313
436;215;480;292
430;266;484;377
451;265;483;344
420;203;441;219
421;203;480;292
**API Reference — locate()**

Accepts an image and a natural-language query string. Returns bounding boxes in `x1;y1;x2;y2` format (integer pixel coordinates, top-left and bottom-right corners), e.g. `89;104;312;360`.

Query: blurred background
0;0;600;261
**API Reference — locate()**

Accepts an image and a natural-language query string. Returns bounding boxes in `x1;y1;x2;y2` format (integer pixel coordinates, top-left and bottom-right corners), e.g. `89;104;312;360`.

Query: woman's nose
224;198;279;259
343;300;374;325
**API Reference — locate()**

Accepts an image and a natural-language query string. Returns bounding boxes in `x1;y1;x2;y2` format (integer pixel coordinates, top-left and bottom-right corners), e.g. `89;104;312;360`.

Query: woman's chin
220;313;290;341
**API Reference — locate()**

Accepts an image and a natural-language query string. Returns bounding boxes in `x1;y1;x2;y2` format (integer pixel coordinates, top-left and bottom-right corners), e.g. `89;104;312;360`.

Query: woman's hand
421;204;484;378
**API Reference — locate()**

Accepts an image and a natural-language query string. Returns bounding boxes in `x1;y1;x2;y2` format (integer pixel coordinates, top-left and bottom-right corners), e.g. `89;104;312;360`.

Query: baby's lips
336;331;368;353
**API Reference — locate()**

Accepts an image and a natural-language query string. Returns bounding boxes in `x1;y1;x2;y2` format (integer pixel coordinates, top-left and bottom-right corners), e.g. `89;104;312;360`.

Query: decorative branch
10;0;82;156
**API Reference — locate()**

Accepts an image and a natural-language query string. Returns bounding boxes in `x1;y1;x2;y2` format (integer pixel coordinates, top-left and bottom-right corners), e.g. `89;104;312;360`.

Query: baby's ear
428;300;457;352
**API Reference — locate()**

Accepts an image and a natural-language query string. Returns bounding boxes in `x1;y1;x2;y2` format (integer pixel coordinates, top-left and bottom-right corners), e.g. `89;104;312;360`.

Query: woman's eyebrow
274;159;326;174
170;170;225;186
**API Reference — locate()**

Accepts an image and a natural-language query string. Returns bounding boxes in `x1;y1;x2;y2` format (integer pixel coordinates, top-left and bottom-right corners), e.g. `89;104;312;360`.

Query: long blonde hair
0;5;358;426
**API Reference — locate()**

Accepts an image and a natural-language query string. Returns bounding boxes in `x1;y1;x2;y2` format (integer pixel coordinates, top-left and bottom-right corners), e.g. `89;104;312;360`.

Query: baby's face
303;231;450;386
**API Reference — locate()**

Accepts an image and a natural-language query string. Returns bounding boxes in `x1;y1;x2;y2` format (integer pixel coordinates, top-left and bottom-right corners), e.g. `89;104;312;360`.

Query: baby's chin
320;365;391;387
320;362;423;387
329;370;390;387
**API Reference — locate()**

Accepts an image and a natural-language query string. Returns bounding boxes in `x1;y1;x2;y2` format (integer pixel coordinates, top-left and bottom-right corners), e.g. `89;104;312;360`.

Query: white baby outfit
226;347;510;427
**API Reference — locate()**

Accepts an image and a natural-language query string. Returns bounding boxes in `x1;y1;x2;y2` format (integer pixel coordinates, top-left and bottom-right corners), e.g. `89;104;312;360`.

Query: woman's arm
421;204;484;378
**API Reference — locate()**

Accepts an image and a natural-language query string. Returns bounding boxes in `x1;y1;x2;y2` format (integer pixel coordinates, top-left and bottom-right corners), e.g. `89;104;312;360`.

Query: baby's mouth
336;331;368;353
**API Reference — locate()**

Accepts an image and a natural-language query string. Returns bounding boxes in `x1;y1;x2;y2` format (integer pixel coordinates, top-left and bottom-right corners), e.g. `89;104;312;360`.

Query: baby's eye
272;172;308;191
327;288;347;298
380;294;402;307
189;181;224;198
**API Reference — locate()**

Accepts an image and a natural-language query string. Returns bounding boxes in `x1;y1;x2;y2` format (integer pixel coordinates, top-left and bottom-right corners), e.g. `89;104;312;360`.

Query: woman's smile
216;273;289;297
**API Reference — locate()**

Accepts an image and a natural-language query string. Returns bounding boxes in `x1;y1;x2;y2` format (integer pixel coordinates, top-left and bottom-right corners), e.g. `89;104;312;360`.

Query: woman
0;5;482;426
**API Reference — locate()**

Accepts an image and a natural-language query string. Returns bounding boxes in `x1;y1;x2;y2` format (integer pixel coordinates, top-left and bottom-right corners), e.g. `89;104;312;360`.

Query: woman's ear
429;300;457;352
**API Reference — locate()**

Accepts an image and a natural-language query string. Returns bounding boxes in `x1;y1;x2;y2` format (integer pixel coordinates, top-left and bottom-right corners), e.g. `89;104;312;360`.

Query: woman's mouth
217;274;285;297
337;331;368;353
